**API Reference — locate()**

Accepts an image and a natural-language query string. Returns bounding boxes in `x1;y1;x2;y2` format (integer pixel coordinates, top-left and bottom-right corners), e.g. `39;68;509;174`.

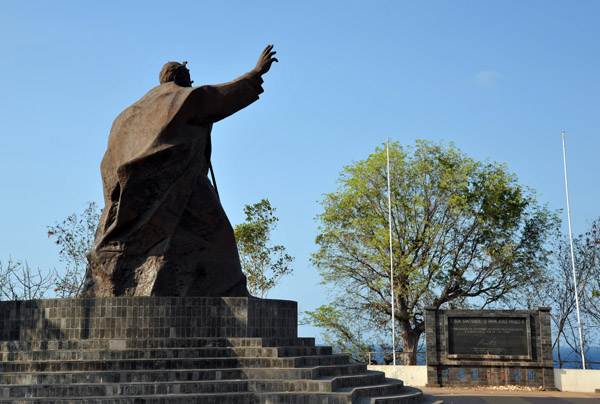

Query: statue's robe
83;71;264;297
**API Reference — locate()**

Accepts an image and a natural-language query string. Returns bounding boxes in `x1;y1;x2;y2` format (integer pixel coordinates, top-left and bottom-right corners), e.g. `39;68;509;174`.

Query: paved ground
421;387;600;404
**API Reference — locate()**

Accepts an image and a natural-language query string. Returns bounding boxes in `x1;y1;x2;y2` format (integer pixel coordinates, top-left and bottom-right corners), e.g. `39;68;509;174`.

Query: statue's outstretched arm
185;45;278;125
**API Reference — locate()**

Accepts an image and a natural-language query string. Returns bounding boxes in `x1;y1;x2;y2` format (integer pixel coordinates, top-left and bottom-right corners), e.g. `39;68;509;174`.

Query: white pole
386;139;397;366
562;131;586;370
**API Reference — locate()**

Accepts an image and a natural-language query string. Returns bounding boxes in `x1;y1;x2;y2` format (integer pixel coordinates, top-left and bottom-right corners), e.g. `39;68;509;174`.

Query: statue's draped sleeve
183;72;264;125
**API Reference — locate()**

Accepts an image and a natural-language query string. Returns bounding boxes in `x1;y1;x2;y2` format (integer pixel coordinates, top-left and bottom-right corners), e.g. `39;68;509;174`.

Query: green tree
234;199;294;298
307;140;559;364
47;202;101;297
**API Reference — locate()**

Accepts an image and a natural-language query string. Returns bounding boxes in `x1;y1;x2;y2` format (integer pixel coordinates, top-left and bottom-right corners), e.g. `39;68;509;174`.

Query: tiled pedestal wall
0;297;297;341
425;307;555;390
0;297;427;403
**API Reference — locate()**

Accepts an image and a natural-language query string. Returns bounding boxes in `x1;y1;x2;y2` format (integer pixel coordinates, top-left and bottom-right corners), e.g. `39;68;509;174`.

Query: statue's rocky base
0;297;424;403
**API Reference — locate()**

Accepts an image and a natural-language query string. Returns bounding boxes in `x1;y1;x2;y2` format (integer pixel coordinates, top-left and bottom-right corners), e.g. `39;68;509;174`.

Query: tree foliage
47;202;101;297
234;199;294;298
307;140;559;364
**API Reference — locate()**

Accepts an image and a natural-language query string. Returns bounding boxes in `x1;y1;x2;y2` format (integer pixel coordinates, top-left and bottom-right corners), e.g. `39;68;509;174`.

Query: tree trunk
400;323;421;365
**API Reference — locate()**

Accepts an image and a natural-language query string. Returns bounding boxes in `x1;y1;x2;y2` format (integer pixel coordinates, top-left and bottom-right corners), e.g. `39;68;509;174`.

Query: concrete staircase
0;297;424;403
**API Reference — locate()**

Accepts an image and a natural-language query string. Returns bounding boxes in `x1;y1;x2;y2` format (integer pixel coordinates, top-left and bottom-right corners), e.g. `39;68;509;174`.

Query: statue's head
159;61;193;87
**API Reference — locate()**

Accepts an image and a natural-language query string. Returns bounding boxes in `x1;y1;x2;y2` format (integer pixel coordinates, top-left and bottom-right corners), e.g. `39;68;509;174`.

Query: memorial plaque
426;308;555;389
446;315;531;359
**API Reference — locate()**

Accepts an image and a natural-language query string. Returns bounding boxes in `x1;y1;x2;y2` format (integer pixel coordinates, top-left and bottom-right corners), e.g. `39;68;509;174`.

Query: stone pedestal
0;297;424;403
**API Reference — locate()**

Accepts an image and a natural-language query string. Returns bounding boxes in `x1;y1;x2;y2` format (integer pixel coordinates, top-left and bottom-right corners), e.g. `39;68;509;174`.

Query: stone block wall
0;297;297;341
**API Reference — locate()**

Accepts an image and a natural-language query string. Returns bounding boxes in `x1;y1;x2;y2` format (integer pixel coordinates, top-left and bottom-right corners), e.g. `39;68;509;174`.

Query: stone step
0;345;333;361
1;380;252;398
356;386;425;404
0;368;246;385
0;337;317;352
236;362;370;380
0;354;350;373
248;373;387;394
344;379;407;402
243;354;350;368
0;363;369;385
0;392;260;404
0;388;421;404
260;338;318;348
0;373;388;398
328;371;387;391
277;345;333;357
254;381;405;404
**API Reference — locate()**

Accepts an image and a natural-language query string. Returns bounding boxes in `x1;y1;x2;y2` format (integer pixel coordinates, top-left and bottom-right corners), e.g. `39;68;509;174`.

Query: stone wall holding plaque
425;308;555;389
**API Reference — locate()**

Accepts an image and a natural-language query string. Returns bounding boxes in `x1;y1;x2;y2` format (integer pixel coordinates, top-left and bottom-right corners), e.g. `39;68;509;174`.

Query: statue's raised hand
254;45;278;75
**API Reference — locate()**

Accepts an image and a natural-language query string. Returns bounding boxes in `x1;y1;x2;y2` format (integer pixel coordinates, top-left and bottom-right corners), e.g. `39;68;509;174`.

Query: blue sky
1;1;599;340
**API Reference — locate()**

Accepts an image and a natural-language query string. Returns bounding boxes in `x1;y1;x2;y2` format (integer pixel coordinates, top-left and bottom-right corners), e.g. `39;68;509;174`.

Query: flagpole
386;139;396;366
562;131;586;370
